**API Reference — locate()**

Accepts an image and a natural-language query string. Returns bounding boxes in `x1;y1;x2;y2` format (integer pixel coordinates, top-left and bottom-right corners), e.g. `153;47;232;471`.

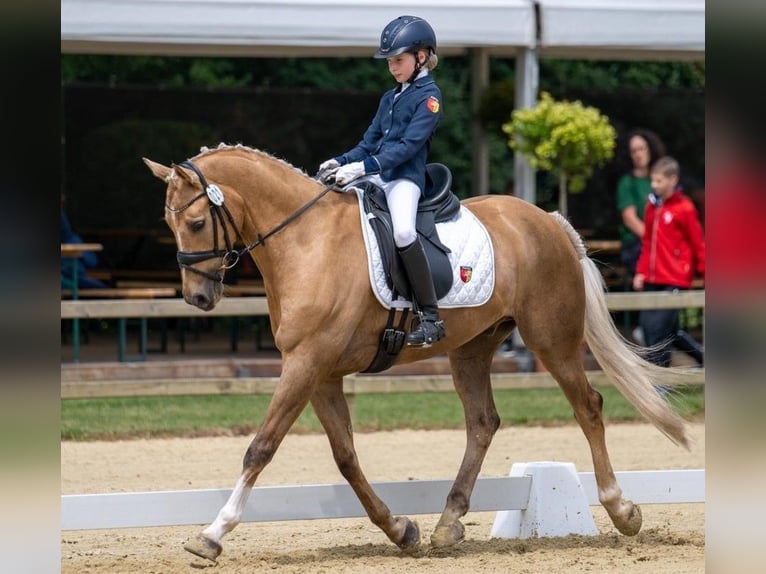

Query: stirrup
406;318;445;347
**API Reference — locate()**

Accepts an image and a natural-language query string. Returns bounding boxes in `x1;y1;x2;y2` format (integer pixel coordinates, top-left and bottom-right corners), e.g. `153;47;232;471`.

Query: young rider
318;15;445;347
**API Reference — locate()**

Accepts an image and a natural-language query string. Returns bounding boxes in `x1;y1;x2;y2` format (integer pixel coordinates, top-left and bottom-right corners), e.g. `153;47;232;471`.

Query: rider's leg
384;179;445;347
399;239;445;346
384;178;420;249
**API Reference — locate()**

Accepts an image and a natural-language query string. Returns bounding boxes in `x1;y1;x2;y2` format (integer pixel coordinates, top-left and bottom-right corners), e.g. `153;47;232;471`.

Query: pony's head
143;156;247;310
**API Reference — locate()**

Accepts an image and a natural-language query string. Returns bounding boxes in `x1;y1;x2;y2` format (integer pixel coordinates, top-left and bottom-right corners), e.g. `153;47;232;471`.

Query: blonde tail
550;212;692;448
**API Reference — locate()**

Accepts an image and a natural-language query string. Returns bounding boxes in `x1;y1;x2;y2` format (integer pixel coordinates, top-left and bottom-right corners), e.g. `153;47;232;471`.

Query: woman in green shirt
616;129;666;279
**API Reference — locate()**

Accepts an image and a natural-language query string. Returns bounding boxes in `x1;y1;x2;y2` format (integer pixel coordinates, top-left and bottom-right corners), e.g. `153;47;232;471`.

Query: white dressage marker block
491;461;598;538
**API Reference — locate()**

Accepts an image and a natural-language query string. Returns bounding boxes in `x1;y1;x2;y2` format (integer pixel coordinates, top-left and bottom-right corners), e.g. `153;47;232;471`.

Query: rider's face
387;51;424;83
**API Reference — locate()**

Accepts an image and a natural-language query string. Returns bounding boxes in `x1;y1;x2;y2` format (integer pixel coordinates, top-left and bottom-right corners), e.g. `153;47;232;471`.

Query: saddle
357;163;460;374
360;163;460;301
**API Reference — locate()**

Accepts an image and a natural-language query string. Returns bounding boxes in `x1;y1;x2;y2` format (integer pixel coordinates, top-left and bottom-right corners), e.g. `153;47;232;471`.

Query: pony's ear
142;158;172;182
170;163;196;184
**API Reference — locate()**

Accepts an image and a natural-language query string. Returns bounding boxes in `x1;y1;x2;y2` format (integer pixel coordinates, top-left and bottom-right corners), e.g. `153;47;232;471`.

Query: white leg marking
202;476;253;542
599;484;622;505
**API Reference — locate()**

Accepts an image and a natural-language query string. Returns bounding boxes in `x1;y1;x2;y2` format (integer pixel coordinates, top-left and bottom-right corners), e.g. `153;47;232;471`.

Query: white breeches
368;175;421;248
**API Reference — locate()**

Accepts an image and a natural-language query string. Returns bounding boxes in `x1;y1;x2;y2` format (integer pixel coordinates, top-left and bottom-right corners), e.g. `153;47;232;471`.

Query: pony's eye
190;220;205;232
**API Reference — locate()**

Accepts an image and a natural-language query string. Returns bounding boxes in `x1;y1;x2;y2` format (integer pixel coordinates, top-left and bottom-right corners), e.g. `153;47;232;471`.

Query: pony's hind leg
431;336;501;548
538;350;642;536
310;377;421;551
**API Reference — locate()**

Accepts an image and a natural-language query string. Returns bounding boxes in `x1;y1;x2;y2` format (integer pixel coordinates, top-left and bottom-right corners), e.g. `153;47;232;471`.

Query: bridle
165;159;334;282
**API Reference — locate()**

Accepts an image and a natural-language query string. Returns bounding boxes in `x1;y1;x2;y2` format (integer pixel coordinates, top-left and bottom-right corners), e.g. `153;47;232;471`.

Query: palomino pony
144;143;691;562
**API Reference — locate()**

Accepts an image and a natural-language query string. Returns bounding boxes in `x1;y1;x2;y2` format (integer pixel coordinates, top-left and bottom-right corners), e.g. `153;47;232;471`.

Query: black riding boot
399;239;445;347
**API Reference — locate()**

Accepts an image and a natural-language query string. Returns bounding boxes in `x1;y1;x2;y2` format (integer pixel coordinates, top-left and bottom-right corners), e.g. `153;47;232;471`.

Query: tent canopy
61;0;704;60
539;0;704;60
61;0;535;58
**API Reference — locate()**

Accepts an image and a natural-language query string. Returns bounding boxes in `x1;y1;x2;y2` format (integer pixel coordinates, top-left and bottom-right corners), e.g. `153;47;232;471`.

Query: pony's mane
191;143;309;178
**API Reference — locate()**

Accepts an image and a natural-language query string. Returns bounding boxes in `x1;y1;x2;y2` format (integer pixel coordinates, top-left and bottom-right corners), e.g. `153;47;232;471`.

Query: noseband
165;159;333;282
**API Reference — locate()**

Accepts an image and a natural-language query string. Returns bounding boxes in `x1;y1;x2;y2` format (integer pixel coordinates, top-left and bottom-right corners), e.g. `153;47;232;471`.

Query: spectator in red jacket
633;156;705;367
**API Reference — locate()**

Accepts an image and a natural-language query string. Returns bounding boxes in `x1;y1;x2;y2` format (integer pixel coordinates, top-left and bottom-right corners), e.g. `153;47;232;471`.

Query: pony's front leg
310;378;421;552
184;362;317;562
184;474;253;561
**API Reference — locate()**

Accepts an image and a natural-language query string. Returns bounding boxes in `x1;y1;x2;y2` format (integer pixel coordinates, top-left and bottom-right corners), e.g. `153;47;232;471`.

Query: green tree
503;92;616;216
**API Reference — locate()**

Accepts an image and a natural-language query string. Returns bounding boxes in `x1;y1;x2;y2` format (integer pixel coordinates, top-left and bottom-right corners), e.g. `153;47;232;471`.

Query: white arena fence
62;462;704;538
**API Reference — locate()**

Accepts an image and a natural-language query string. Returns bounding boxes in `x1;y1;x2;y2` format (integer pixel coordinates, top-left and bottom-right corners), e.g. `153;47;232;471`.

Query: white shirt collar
397;69;429;97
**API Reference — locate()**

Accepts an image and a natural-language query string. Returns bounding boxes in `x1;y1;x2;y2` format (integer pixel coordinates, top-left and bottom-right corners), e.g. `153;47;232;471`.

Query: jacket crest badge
427;96;440;113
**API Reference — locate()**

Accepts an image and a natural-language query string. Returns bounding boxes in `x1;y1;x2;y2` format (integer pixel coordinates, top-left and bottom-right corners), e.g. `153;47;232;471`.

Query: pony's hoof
616;503;643;536
184;534;222;562
395;517;421;553
430;521;465;548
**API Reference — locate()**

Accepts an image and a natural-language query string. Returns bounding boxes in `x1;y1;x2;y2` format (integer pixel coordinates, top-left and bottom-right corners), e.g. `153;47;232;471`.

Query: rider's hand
316;158;341;184
319;158;340;172
335;162;366;186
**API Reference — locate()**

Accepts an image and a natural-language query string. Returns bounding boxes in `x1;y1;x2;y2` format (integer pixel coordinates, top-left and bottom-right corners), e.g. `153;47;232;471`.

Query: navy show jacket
335;74;442;196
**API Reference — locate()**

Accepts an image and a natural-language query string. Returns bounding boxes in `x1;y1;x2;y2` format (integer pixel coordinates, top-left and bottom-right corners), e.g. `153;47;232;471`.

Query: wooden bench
115;280;182;291
91;269;181;281
62;287;177;299
61;296;272;363
222;285;267;297
113;281;214;354
216;281;270;350
113;280;266;296
585;239;621;254
61;287;177;362
109;281;271;353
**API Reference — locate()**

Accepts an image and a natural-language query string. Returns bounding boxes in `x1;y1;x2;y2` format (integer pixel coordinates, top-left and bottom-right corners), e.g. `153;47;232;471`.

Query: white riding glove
335;161;366;186
316;158;341;185
318;158;340;172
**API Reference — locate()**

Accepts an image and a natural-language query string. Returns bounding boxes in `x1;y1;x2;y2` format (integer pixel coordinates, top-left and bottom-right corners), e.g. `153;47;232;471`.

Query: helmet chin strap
407;52;425;84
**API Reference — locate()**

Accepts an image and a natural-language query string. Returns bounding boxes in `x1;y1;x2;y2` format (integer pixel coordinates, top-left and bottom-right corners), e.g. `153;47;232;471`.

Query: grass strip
61;386;704;441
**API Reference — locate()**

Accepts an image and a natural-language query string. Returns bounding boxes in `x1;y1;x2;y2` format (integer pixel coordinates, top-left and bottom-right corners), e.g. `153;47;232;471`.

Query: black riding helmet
374;15;437;59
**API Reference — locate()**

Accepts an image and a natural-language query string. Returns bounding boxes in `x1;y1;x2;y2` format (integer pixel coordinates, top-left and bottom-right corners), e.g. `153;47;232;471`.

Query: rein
165;159;334;282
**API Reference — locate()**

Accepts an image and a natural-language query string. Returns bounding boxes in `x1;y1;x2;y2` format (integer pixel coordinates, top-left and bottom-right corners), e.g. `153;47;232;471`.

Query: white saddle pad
353;187;495;309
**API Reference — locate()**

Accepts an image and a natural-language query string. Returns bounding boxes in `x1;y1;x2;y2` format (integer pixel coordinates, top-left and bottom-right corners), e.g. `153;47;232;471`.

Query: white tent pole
513;47;539;204
470;48;490;196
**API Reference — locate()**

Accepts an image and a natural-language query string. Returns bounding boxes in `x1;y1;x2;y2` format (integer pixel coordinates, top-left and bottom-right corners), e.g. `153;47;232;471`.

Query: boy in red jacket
633;156;705;367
